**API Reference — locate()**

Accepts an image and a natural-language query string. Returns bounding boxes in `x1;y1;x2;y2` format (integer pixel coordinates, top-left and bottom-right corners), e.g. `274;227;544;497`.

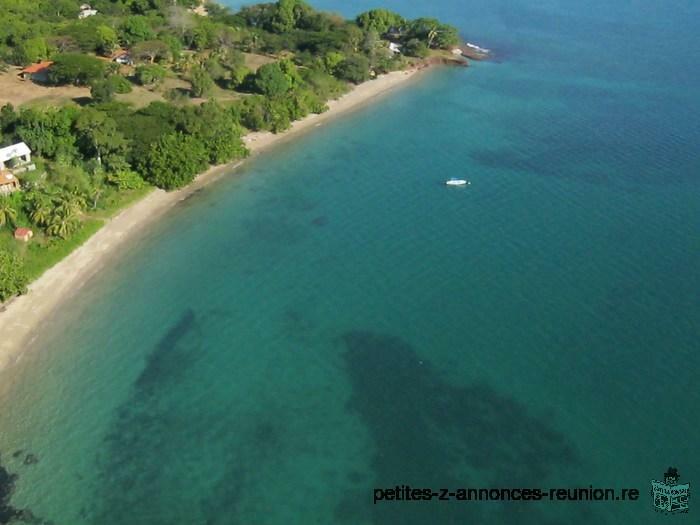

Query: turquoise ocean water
1;0;699;523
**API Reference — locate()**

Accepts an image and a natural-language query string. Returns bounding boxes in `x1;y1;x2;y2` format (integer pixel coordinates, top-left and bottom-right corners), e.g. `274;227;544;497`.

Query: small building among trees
79;4;98;18
112;51;134;66
0;142;33;195
0;142;32;172
14;228;34;243
0;172;20;195
19;61;53;82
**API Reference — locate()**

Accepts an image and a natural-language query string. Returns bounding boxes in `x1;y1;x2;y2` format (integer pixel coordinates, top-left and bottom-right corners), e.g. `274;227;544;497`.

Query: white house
388;42;402;54
0;142;31;172
79;4;98;18
112;51;133;65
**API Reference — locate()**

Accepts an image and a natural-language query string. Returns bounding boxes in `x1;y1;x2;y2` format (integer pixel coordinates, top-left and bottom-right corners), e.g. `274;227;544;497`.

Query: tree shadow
71;96;93;107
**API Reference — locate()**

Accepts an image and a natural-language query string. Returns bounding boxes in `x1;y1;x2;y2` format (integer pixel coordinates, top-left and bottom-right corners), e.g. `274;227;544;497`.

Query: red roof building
14;228;33;242
19;61;53;81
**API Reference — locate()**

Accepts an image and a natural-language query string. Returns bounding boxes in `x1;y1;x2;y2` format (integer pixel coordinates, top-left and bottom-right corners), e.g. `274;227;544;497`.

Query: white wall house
0;142;31;171
389;42;402;54
79;4;98;18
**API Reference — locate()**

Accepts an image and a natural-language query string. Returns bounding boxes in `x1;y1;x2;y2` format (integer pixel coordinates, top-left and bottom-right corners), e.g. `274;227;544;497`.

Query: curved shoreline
0;66;429;377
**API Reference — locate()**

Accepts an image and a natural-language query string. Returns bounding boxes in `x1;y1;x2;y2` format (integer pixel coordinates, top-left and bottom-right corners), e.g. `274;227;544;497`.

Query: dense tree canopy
335;54;371;84
140;132;208;190
356;9;405;35
48;53;106;85
254;62;292;98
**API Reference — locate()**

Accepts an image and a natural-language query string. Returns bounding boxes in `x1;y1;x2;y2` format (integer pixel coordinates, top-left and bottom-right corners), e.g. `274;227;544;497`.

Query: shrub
107;170;145;190
334;54;370;84
107;75;133;94
135;64;166;86
90;80;115;103
189;66;214;97
0;250;29;302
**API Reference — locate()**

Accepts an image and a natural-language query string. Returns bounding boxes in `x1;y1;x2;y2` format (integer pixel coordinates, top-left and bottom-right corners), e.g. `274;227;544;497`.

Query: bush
334;54;370;84
403;38;430;58
0;250;29;302
90;80;115;103
254;62;291;98
164;88;190;104
189;66;214;97
107;170;145;190
135;64;166;86
107;75;133;94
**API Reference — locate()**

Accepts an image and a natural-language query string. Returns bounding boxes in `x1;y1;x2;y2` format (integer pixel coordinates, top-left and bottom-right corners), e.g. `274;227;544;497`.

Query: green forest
0;0;460;301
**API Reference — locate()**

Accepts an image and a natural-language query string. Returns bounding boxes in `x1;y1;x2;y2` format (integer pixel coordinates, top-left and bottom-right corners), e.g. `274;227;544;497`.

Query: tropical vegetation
0;0;460;300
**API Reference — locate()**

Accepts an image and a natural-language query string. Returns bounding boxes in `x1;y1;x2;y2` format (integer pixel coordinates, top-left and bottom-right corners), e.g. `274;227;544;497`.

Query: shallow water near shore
1;0;699;523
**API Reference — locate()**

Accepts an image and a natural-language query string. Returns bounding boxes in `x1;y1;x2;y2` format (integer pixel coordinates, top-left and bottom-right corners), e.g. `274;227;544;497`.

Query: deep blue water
0;1;698;523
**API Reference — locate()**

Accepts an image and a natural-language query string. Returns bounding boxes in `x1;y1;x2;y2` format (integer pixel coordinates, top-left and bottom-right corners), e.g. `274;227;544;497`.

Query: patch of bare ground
243;52;276;71
0;67;90;107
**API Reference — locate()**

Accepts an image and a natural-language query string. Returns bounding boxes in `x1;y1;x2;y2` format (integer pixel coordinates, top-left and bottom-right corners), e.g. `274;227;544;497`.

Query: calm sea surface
1;0;698;523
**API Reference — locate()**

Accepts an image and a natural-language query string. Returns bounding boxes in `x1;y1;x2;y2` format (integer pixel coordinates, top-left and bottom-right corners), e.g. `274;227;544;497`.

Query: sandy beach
0;66;427;374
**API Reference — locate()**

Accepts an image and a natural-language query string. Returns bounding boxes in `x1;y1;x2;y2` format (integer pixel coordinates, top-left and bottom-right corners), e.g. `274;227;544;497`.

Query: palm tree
90;186;104;210
46;208;79;239
28;193;53;227
0;198;18;229
56;192;86;216
427;26;443;48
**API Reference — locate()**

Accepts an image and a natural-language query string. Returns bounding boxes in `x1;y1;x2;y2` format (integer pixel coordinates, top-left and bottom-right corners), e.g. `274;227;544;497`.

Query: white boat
445;178;469;186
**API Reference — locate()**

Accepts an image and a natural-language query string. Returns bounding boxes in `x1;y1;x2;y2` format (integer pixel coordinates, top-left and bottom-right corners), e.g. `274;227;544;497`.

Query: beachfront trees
107;169;145;191
46;205;80;239
406;18;459;49
180;102;247;164
254;62;291;98
403;38;430;58
0;250;28;301
334;54;370;84
356;9;405;35
140;132;208;190
27;192;53;227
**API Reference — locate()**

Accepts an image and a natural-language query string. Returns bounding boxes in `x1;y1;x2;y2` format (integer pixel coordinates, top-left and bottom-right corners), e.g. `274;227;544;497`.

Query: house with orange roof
19;61;53;82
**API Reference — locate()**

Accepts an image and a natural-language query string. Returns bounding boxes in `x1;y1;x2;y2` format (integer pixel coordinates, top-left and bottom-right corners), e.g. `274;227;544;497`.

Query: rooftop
21;61;53;74
1;172;17;185
0;142;31;163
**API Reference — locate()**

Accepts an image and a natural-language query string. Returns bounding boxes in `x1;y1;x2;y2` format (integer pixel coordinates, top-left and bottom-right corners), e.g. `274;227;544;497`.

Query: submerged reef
338;330;586;524
0;453;46;524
